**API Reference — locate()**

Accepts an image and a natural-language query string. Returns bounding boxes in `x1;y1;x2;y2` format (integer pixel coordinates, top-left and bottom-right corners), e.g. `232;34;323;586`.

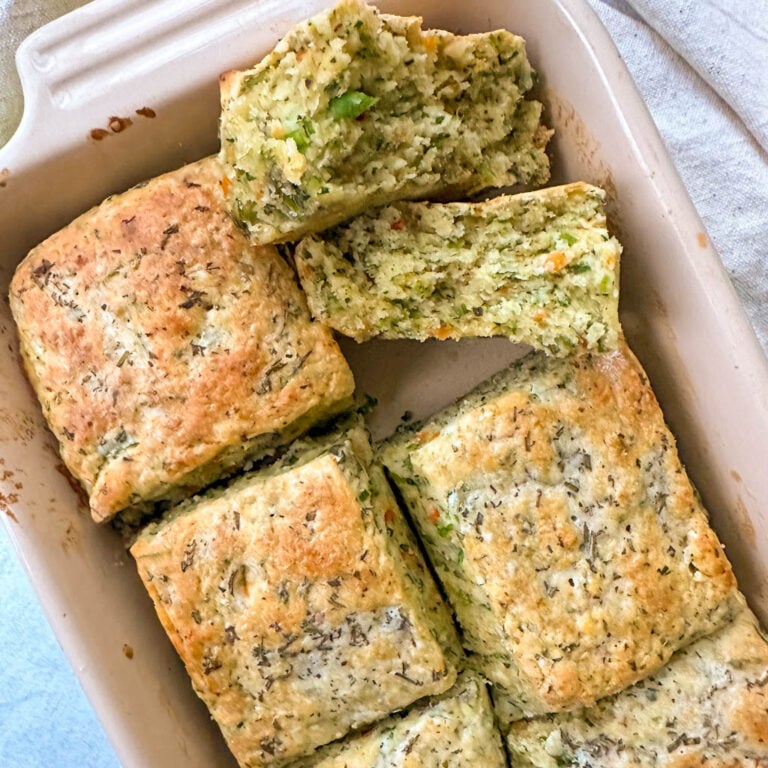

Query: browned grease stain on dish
647;290;682;350
652;291;669;320
0;407;37;444
54;461;90;512
0;491;19;523
60;521;80;554
733;495;757;549
697;232;708;248
731;469;743;483
541;86;624;244
543;86;601;169
122;643;134;660
0;468;21;524
135;106;156;119
108;115;133;133
0;167;10;188
89;114;135;142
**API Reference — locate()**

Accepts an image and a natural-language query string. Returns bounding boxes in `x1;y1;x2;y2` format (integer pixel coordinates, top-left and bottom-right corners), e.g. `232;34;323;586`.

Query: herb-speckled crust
507;601;768;767
130;423;461;768
219;0;551;243
294;671;506;767
9;156;354;522
294;182;620;353
381;340;740;719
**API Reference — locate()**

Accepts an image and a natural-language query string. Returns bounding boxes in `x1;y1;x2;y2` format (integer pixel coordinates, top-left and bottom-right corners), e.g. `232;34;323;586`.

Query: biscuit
294;182;620;353
506;600;768;766
9;156;354;522
381;340;740;717
219;0;550;243
294;671;506;767
131;420;461;767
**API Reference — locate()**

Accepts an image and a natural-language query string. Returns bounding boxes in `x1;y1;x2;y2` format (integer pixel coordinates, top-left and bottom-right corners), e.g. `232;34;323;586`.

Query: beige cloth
0;0;88;145
590;0;768;354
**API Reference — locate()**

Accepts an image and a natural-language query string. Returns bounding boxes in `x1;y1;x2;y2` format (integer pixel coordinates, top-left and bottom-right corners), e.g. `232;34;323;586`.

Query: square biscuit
130;422;461;767
219;0;550;242
9;156;354;522
294;671;506;767
506;599;768;766
382;340;740;717
295;182;621;354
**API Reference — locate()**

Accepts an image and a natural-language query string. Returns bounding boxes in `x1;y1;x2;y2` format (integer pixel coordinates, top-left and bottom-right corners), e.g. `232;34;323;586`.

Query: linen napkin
588;0;768;354
627;0;768;152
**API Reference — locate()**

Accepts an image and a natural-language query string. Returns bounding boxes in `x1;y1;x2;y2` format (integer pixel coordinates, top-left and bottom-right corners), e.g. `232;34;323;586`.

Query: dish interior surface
0;1;767;766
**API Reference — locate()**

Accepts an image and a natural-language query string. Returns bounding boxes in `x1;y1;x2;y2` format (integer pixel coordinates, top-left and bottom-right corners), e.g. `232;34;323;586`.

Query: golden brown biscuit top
131;447;457;767
133;455;402;652
399;342;738;711
506;604;768;766
10;157;354;521
293;671;507;767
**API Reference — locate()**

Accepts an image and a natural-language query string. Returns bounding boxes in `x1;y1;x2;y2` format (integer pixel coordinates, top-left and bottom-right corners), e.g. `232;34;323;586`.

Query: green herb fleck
235;200;259;226
284;116;314;151
281;187;309;216
97;427;138;458
329;90;379;120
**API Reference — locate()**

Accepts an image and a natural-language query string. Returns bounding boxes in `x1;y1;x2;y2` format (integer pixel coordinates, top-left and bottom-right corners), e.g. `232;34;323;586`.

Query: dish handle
0;0;334;164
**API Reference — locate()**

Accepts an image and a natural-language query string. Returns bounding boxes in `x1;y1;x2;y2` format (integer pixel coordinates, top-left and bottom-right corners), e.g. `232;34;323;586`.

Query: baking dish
1;0;767;766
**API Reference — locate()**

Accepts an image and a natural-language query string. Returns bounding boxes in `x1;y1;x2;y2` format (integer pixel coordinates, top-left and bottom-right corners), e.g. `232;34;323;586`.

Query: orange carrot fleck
544;251;566;272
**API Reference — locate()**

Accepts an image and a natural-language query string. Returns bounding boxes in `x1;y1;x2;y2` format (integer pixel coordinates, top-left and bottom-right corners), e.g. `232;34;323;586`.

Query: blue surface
0;527;120;768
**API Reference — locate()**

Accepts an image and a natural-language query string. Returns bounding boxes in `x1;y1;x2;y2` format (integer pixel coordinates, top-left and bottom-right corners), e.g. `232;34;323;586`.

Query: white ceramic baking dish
1;0;767;765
